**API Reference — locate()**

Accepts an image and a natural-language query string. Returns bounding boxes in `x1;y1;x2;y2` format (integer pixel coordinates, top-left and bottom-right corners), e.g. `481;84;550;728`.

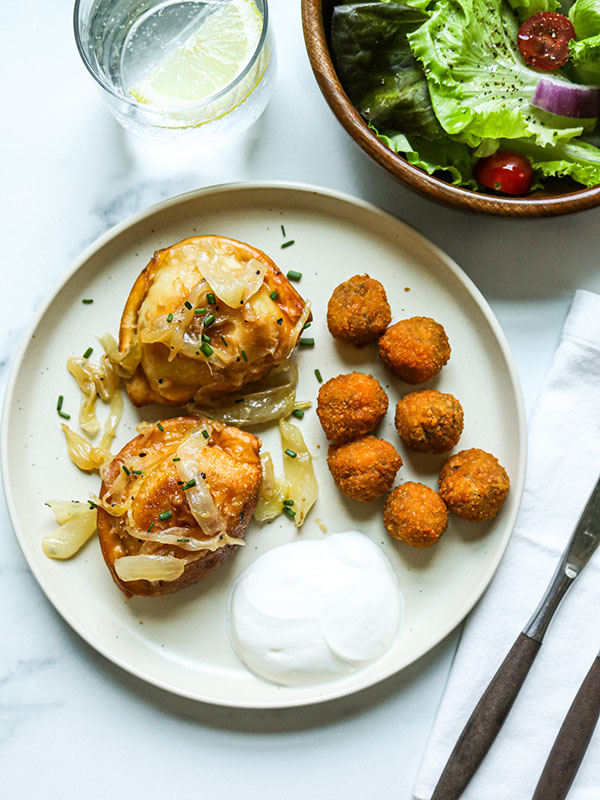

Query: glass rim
73;0;270;113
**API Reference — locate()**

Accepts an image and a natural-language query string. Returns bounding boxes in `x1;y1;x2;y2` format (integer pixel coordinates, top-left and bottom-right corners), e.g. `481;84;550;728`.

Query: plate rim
1;180;527;708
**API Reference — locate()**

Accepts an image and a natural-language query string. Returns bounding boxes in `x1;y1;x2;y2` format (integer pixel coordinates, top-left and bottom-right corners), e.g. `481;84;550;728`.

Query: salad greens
407;0;584;146
331;0;600;191
569;0;600;82
570;0;600;38
330;3;437;136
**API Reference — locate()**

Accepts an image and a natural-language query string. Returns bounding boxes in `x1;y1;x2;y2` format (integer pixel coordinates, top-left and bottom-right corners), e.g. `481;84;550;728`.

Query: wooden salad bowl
301;0;600;217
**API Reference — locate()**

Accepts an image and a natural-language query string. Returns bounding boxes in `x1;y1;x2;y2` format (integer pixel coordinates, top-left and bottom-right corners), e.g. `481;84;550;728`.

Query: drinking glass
74;0;275;143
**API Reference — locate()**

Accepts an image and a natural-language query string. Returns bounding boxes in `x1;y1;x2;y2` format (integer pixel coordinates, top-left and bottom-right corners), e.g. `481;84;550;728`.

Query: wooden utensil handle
431;633;541;800
532;655;600;800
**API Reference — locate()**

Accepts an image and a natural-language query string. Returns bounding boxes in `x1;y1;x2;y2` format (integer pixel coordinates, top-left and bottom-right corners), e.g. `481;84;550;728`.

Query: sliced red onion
532;77;600;119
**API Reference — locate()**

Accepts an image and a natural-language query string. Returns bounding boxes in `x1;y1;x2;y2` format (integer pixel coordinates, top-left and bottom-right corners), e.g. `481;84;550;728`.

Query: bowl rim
301;0;600;217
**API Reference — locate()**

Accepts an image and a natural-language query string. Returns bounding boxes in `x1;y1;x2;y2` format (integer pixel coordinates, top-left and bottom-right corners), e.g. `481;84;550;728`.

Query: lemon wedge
130;0;263;108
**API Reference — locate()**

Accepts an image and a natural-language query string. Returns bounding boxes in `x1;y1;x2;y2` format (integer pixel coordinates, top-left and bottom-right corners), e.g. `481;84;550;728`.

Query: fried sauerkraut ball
327;436;402;502
383;482;448;548
395;390;464;454
317;372;388;443
438;448;510;521
327;274;391;345
378;316;450;384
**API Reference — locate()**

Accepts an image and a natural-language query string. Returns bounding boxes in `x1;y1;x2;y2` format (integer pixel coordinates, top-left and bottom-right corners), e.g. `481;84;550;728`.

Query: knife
531;650;600;800
431;474;600;800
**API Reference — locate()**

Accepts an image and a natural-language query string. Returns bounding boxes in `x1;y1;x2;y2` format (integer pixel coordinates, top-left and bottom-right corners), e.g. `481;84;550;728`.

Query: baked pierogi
97;416;262;597
120;236;310;406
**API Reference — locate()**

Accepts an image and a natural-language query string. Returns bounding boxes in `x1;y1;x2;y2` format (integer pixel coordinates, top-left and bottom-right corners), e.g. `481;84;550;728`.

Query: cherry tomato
474;151;533;196
517;12;575;71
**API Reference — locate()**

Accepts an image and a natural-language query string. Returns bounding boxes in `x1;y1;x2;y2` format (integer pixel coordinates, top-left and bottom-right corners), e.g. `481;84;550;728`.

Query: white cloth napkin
413;290;600;800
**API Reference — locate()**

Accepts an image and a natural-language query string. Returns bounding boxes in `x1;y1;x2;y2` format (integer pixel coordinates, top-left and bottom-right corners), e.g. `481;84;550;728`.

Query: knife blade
430;474;600;800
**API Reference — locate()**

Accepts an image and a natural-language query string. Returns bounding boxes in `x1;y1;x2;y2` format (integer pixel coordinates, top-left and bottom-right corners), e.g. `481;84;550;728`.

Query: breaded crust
327;436;402;501
438;448;509;521
379;316;450;384
384;482;448;548
316;372;389;443
327;274;391;345
395;389;464;453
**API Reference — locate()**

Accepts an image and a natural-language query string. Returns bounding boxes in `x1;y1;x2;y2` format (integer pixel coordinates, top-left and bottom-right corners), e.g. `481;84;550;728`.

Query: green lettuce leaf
569;0;600;38
331;2;440;136
569;34;600;84
506;136;600;186
407;0;585;147
381;0;434;12
378;129;478;187
506;0;559;22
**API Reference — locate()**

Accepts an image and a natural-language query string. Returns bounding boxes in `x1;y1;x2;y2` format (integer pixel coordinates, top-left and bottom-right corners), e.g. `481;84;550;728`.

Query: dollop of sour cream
228;531;403;687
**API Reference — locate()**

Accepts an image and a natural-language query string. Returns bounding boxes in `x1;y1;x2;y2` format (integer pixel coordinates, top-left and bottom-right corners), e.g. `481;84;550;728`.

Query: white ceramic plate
2;182;526;708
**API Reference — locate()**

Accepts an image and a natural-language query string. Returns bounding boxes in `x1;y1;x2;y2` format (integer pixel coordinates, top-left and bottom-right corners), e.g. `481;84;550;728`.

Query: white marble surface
2;1;600;798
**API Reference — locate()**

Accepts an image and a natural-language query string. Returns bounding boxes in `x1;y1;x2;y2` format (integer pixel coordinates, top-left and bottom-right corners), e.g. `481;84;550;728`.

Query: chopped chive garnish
200;342;213;357
299;337;315;347
201;333;211;342
122;465;131;476
207;292;216;305
194;307;206;315
286;269;302;281
281;224;286;237
283;506;296;519
159;510;172;521
201;429;209;439
281;240;295;249
147;522;154;533
82;298;94;304
57;395;64;411
172;457;181;462
58;410;71;419
204;313;216;327
269;290;278;300
184;301;192;310
283;499;295;506
303;321;311;330
241;350;248;362
157;422;164;431
220;335;228;347
132;469;143;475
285;449;297;458
314;368;323;383
88;500;98;510
167;312;173;323
82;347;93;359
177;538;190;542
291;409;305;419
182;479;197;490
